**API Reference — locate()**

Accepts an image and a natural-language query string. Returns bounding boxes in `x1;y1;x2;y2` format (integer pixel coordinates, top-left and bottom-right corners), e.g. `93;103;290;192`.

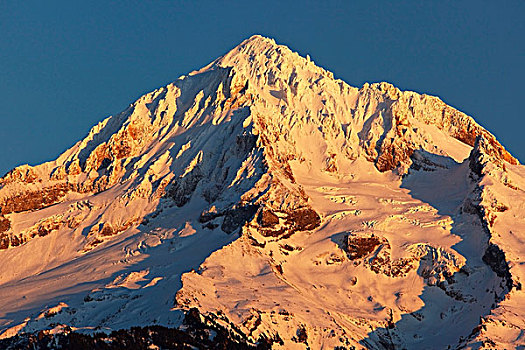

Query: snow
0;35;523;349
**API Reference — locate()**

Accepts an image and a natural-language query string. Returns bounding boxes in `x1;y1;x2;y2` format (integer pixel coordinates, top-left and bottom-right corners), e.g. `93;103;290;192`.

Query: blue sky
1;1;523;175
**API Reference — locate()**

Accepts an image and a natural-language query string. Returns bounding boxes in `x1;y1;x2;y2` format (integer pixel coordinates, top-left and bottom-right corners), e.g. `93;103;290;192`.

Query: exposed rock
345;235;381;260
1;216;62;250
342;234;462;279
92;219;138;238
66;159;82;176
0;183;75;215
0;233;10;250
375;141;415;173
35;217;62;238
257;206;321;239
0;165;38;185
0;231;21;249
221;205;259;234
286;207;321;232
199;207;222;223
166;171;203;207
49;166;68;181
0;215;10;233
99;223;117;237
482;244;513;291
466;139;515;293
292;326;308;345
257;209;279;228
0;201;96;250
235;132;258;155
368;243;416;278
409;150;450;172
469;134;518;178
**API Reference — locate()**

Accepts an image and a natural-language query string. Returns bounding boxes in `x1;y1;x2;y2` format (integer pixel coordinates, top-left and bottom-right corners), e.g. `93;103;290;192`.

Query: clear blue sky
1;1;523;175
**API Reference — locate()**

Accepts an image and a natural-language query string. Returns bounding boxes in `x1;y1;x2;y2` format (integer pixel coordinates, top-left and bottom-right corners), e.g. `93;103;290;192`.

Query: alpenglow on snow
0;35;523;349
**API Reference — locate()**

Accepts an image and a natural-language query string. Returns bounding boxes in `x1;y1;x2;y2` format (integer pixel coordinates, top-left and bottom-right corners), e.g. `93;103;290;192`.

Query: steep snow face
0;35;523;349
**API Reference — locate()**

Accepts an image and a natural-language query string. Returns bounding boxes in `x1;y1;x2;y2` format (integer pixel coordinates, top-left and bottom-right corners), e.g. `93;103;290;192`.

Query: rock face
0;183;74;215
0;35;523;349
0;216;12;250
0;216;10;233
482;243;512;290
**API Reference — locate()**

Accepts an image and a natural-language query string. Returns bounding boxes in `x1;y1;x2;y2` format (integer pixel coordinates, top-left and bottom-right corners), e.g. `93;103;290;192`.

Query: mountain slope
0;35;523;349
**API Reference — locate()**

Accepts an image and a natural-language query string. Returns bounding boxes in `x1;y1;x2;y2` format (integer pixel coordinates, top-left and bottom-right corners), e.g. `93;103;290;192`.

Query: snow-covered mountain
0;35;524;349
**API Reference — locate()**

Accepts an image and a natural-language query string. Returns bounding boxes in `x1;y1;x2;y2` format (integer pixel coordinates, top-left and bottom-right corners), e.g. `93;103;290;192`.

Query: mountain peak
216;34;331;79
0;37;523;349
242;34;276;46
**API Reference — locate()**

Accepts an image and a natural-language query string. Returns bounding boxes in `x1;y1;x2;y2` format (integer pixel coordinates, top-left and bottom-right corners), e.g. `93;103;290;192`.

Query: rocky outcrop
166;170;203;207
345;235;382;260
0;202;97;250
198;182;321;237
0;165;38;185
221;205;259;234
343;234;465;283
458;135;525;347
0;216;15;249
469;134;518;177
0;215;10;233
256;208;279;228
255;206;320;238
344;233;417;278
482;243;513;291
0;233;21;250
0;183;75;215
199;204;260;234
